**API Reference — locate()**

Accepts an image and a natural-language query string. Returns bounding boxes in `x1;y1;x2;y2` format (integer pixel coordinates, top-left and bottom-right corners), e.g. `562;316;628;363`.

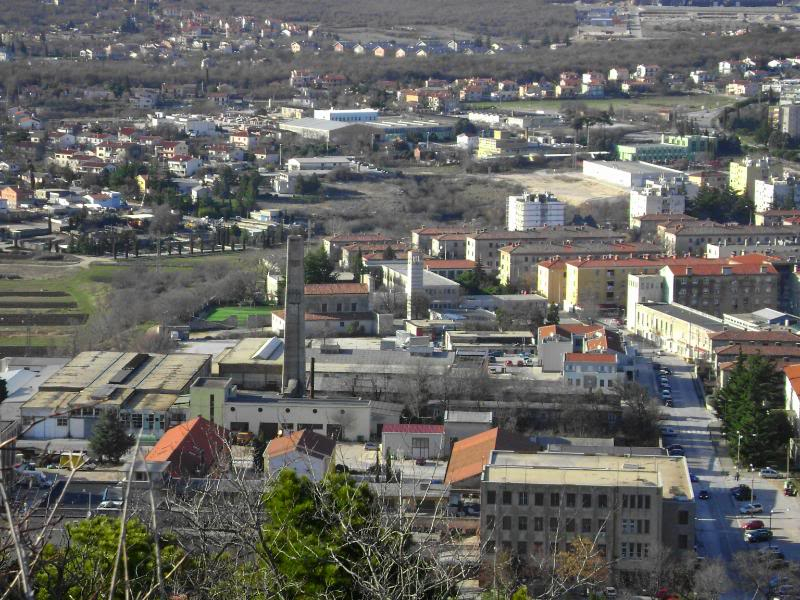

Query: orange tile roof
444;428;536;484
710;330;800;343
425;259;476;269
785;364;800;397
564;352;617;363
266;429;336;459
538;324;604;338
304;283;368;295
145;417;226;464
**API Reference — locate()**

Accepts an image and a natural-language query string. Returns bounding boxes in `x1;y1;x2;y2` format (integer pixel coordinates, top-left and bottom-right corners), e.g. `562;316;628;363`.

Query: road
647;352;800;596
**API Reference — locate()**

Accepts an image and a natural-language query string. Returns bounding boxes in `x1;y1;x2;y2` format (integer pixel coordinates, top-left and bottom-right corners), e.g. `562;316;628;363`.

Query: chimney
282;235;306;397
407;251;423;320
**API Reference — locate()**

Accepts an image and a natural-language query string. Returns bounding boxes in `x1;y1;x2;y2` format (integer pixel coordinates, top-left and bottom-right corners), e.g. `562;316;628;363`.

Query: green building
617;134;717;164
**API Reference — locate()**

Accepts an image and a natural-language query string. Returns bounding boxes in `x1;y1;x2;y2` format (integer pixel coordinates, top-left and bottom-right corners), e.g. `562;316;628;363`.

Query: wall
381;431;445;459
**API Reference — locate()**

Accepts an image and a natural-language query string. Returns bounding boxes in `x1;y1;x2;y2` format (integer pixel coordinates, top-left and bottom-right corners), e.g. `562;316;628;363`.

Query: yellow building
536;259;568;305
728;156;772;199
475;130;529;159
563;258;664;314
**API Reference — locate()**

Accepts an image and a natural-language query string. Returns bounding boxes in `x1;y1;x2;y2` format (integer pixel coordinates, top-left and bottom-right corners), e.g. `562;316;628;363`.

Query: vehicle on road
364;442;378;451
740;503;764;515
731;484;752;501
660;427;677;436
698;490;709;500
689;473;699;482
97;500;123;511
760;467;781;479
744;528;773;543
660;368;673;376
743;520;765;530
668;448;685;457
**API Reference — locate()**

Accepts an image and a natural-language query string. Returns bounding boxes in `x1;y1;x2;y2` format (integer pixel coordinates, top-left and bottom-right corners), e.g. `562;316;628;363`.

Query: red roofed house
265;429;337;480
424;259;476;281
536;323;604;372
563;352;622;390
0;186;30;209
444;427;537;487
144;416;228;478
381;423;445;460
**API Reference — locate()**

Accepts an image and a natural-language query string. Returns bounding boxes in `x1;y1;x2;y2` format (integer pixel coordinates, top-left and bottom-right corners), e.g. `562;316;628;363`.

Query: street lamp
736;430;744;474
750;464;756;501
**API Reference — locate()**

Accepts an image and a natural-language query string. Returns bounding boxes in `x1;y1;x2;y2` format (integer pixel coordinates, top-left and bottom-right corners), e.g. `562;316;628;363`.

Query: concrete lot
493;170;628;206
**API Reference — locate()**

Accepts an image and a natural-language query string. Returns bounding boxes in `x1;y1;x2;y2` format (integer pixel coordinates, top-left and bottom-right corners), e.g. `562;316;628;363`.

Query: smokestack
407;251;423;320
282;235;306;397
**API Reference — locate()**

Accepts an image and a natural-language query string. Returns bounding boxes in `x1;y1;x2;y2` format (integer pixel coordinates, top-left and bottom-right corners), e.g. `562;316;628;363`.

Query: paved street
644;351;800;596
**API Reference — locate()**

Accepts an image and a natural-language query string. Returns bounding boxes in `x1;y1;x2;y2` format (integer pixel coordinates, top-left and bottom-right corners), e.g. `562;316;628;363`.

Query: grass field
465;94;736;114
206;305;273;326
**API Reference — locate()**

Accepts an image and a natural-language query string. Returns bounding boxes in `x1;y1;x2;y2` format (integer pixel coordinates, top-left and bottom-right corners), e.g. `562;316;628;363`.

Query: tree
149;203;180;238
554;535;610;590
252;435;267;472
352;248;366;279
686;185;753;225
33;516;182;600
546;303;560;325
717;353;792;467
304;246;336;284
296;173;321;195
619;383;661;446
383;245;397;260
0;377;6;404
88;411;134;463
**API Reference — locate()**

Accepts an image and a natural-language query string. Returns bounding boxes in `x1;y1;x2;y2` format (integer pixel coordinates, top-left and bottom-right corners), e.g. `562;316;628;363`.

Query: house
381;423;446;459
167;156;202;177
635;64;661;80
229;130;255;150
264;429;336;480
0;186;30;209
562;352;623;390
443;411;493;448
785;364;800;424
145;416;228;478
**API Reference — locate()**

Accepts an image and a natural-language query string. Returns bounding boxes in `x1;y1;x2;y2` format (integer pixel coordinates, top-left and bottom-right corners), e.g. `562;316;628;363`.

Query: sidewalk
707;419;736;479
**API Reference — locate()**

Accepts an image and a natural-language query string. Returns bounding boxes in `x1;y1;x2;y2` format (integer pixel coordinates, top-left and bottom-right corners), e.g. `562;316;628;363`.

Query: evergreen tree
252;435;267;472
546;303;560;325
353;248;366;278
383;245;396;260
88;411;134;464
304;246;336;284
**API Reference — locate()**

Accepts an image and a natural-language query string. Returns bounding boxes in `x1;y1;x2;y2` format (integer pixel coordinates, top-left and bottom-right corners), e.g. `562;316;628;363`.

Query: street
647;352;800;595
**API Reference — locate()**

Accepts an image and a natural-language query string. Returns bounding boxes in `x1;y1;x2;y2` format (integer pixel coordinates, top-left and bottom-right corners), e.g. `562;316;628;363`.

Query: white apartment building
629;178;687;228
753;177;798;213
779;104;800;139
506;192;565;231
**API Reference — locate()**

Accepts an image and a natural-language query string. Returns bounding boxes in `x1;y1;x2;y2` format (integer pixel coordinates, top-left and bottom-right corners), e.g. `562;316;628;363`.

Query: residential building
778;104;800;139
443;411;494;448
661;223;800;256
563;258;665;314
0;186;30;209
411;226;472;254
431;233;470;260
629;178;687;228
480;452;695;584
729;156;773;199
785;364;800;425
323;233;397;262
303;283;370;314
144;416;227;478
536;323;603;372
381;423;446;459
754;208;800;227
476;130;529;159
20;351;211;441
265;429;336;480
537;259;568;305
630;302;725;360
425;259;476;281
286;156;354;172
563;352;624;390
271;310;381;337
378;263;461;309
753;177;798;213
506;192;566;231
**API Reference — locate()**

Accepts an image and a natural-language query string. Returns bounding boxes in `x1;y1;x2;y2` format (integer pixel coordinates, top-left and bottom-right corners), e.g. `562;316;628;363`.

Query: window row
486;515;608;535
486;490;609;509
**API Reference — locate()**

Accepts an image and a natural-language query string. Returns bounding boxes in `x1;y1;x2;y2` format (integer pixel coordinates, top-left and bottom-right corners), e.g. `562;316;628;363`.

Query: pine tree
546;303;560;325
88;411;134;464
304;246;336;284
252;435;267;472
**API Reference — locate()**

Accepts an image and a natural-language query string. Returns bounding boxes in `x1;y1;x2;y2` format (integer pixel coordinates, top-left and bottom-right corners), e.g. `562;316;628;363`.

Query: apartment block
506;192;566;231
480;452;695;585
729;156;773;200
660;223;800;256
629;178;687;229
563;258;664;314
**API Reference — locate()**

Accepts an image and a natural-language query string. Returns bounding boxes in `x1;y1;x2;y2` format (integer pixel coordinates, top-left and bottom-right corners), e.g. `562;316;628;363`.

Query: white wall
267;450;329;481
381;431;445;459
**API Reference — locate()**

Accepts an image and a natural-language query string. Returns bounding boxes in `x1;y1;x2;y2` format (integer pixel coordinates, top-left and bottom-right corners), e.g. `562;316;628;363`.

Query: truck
58;452;96;470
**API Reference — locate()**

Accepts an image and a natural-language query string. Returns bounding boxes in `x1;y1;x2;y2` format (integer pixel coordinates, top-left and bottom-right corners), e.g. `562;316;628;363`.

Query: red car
743;520;765;530
516;359;524;367
504;360;513;367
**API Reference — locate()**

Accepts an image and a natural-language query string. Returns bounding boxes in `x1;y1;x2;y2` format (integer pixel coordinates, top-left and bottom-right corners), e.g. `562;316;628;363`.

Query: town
2;0;800;598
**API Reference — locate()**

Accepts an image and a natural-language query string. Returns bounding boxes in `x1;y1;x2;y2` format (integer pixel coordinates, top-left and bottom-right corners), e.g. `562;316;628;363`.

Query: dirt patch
491;169;628;207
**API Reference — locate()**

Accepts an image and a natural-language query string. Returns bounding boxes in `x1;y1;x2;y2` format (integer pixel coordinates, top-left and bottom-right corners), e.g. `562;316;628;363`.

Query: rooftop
710;330;800;343
638;303;726;332
444;427;537;485
483;452;692;500
584;160;684;175
304;283;368;295
564;352;617;363
382;423;444;434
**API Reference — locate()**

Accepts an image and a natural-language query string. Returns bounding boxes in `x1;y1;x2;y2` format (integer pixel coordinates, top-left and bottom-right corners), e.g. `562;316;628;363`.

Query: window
566;493;576;508
565;518;575;533
597;520;607;533
581;518;592;534
678;535;688;549
678;511;689;525
132;414;142;429
486;516;495;529
517;541;528;556
486;491;496;505
501;541;512;553
535;492;544;506
502;491;512;505
550;493;560;507
321;303;328;312
336;303;342;311
622;519;635;534
519;516;528;531
598;494;608;509
502;516;511;530
582;494;592;508
518;491;529;506
56;417;68;427
411;437;430;453
351;303;357;312
534;517;544;531
637;520;650;534
486;541;495;554
549;517;559;532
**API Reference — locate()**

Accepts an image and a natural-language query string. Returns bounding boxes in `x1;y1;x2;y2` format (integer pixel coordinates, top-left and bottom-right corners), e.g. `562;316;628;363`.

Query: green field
466;94;736;114
206;305;273;326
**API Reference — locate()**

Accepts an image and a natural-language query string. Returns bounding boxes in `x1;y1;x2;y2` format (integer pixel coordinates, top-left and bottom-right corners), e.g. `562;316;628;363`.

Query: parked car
760;467;781;479
745;528;773;543
743;520;765;530
504;360;513;367
97;500;123;512
660;368;673;375
668;444;683;452
785;485;797;497
668;448;685;457
364;442;378;451
516;359;525;367
664;399;673;408
415;458;427;466
698;490;709;500
740;503;764;515
463;504;480;516
661;391;672;401
732;487;753;501
524;358;534;366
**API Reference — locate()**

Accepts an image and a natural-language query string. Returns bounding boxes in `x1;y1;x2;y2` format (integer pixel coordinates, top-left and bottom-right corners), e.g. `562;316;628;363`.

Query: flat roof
218;337;285;365
638;302;725;332
484;451;692;500
124;392;179;412
280;118;355;131
584;160;683;175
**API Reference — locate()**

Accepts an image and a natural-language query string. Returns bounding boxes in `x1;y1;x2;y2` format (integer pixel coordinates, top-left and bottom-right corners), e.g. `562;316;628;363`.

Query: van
58;452;95;470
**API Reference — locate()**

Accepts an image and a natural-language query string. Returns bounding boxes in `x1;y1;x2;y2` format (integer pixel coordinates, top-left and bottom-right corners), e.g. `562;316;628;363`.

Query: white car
760;467;781;479
740;503;764;515
97;500;123;511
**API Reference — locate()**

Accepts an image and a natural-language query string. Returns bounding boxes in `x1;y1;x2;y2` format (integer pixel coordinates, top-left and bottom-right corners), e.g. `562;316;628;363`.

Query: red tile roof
382;424;444;434
444;428;536;484
710;330;800;343
785;364;800;397
538;324;604;339
564;352;617;363
715;344;800;357
145;417;227;476
266;429;336;459
304;283;368;295
425;259;476;270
